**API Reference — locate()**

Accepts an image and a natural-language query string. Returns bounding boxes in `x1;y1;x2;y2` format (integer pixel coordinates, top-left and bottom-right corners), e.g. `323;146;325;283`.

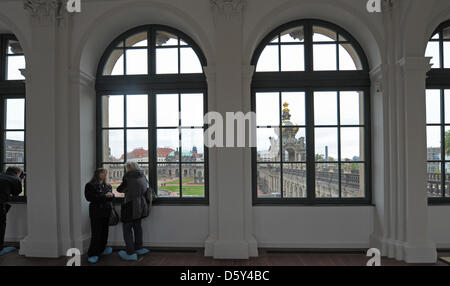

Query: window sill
253;199;374;207
112;197;209;206
428;199;450;206
9;196;27;204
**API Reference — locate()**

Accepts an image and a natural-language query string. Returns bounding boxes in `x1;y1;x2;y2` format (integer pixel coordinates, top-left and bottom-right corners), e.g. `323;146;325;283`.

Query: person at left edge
0;166;24;256
85;168;114;264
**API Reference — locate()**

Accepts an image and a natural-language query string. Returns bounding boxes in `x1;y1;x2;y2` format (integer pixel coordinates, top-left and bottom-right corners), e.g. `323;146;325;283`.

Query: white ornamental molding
23;0;66;25
210;0;246;19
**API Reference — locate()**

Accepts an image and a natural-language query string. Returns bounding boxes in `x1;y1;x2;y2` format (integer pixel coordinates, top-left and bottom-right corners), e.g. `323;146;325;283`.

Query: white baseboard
106;240;205;248
257;241;370;249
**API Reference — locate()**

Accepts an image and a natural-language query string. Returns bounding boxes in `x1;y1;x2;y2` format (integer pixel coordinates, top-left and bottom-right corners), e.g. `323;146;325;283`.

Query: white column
205;0;257;259
398;57;436;263
20;0;73;257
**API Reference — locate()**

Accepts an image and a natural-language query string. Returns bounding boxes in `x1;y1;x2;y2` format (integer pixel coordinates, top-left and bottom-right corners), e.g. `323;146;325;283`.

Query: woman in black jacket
85;168;114;264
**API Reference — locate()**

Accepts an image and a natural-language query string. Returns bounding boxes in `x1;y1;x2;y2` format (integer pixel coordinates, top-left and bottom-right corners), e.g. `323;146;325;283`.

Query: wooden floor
0;248;449;266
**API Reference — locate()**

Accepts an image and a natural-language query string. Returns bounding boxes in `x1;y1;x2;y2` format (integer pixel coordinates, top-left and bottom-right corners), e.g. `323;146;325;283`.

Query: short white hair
125;161;140;172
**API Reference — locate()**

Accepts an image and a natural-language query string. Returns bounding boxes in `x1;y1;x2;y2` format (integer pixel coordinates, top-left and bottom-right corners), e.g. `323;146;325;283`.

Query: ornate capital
210;0;246;19
23;0;66;25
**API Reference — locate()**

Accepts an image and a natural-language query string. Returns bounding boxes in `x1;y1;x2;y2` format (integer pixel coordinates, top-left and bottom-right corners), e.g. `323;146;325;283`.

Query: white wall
254;207;374;248
429;206;450;249
5;205;27;242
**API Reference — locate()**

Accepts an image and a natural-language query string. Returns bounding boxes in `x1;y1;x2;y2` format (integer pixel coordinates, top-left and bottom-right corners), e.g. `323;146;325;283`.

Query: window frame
96;25;208;205
426;20;450;205
251;19;372;206
0;34;26;203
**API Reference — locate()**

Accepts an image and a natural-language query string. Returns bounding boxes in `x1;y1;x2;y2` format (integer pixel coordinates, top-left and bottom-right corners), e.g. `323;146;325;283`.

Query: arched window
251;20;371;205
425;20;450;203
0;34;26;201
96;25;208;204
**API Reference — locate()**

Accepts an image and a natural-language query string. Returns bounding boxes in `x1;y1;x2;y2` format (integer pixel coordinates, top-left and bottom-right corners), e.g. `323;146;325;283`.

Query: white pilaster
206;0;257;259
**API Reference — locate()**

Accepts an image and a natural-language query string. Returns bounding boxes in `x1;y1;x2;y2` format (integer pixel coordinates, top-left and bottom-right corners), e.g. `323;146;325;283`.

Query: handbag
108;205;119;226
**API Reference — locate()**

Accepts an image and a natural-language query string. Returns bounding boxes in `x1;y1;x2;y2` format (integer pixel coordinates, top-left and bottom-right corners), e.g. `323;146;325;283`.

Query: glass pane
446;163;450;198
3;164;25;196
156;48;178;74
126;32;147;47
281;92;305;126
445;126;450;158
6;99;25;130
426;89;441;124
444;27;450;40
126;94;148;127
444;42;450;68
313;44;337;71
104;164;125;197
7;56;25;80
283;163;306;198
256;92;280;126
445;90;450;124
315;128;338;162
182;164;205;198
341;128;364;161
181;129;204;162
280;26;304;42
314;92;338;125
7;40;23;55
425;42;440;69
313;26;337;42
315;163;339;198
126;130;148;162
102;95;124;128
180;47;203;73
339;44;362;70
5;131;24;163
103;49;124;75
256;45;279;72
157;129;179;162
257;128;280;162
126;49;147;75
281;45;304;71
181;93;203;127
157;164;180;197
282;127;306;162
157;94;179;127
102;130;124;162
156;31;178;46
427;162;442;197
257;163;281;198
431;33;440;40
340;91;363;125
341;163;365;198
427;126;441;160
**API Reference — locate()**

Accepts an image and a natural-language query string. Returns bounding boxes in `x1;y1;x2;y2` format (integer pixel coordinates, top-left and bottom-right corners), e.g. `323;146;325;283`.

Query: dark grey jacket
117;170;150;221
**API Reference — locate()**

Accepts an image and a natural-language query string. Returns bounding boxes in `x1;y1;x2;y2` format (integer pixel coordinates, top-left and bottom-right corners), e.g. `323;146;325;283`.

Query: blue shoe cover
0;247;16;256
88;256;99;264
136;248;150;255
102;247;113;256
118;250;137;261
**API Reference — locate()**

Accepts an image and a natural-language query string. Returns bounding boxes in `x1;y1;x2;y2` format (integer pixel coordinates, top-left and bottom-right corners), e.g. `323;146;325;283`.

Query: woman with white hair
116;162;151;261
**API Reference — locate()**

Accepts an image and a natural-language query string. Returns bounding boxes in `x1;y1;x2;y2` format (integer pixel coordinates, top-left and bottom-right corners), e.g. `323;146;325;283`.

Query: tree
446;130;450;156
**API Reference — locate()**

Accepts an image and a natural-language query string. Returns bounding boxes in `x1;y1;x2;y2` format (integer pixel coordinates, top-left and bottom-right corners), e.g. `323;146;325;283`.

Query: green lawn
160;185;205;196
165;178;195;185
